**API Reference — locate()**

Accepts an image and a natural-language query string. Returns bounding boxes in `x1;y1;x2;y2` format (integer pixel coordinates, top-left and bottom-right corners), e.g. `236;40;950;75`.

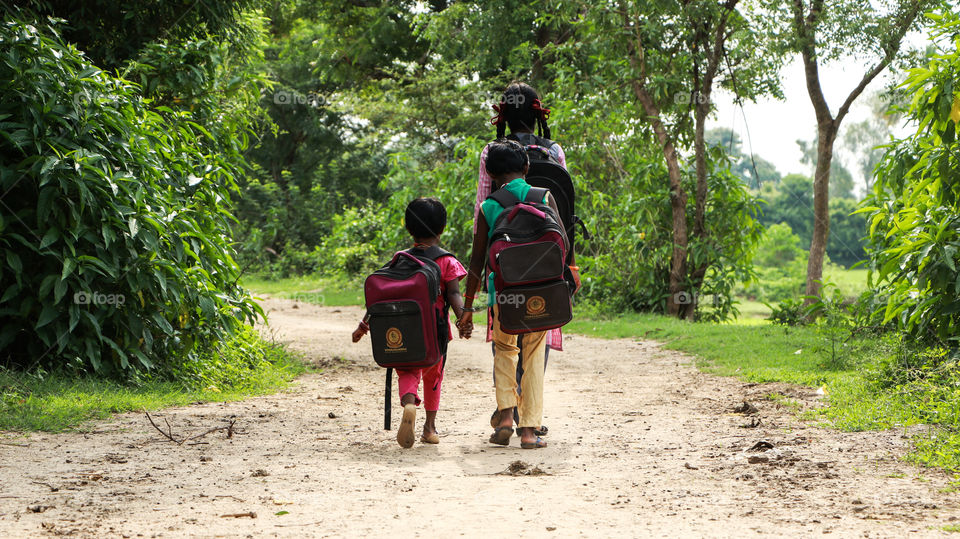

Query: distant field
739;266;870;320
823;267;869;296
242;275;364;306
245;267;871;324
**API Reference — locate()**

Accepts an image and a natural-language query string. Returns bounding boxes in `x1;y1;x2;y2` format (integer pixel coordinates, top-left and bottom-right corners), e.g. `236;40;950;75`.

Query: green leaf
0;284;19;304
61;258;76;281
35;304;59;329
39;228;60;249
5;251;22;273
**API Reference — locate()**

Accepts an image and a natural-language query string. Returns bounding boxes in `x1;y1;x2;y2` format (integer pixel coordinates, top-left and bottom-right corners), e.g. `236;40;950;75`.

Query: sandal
488;426;513;446
490;409;501;429
420;431;439;444
520;436;547;449
534;425;548;437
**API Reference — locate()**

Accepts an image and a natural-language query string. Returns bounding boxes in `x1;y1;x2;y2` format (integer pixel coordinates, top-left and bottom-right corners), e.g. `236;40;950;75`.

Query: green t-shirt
480;178;548;305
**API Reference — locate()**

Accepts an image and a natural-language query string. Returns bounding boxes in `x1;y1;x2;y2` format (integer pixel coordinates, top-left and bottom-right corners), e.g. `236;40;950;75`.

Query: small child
352;197;467;448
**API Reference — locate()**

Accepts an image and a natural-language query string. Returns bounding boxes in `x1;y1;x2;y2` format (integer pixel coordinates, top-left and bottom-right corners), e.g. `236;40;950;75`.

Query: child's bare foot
421;411;439;444
397;403;416;448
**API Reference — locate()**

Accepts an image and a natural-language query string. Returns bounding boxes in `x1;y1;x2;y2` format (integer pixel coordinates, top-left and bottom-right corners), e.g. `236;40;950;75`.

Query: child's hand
457;311;474;339
351;322;368;343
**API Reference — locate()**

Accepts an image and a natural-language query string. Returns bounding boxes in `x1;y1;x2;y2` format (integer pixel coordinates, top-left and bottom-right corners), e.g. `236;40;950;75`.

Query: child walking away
353;198;466;448
458;139;578;449
477;81;586;437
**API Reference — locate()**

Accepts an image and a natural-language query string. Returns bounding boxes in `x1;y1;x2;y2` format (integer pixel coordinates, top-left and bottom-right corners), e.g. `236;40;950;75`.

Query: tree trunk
805;124;837;298
630;86;689;317
693;100;708;240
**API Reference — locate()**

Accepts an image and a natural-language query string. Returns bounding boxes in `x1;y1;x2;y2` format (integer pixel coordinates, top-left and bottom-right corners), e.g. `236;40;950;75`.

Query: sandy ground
1;298;958;538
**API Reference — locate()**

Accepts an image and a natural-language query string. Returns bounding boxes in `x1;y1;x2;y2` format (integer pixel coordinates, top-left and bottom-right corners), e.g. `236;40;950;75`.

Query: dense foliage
863;11;960;344
0;19;260;376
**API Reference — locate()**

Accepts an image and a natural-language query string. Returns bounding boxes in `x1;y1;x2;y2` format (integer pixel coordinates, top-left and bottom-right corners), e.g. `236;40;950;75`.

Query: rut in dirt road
0;299;957;538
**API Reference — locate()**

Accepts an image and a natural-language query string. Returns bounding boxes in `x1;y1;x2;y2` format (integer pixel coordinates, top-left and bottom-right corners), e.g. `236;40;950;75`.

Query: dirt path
1;299;958;537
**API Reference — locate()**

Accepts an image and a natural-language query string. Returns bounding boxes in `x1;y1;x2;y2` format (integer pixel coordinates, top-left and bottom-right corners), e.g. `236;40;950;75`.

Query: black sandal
520;436;547;449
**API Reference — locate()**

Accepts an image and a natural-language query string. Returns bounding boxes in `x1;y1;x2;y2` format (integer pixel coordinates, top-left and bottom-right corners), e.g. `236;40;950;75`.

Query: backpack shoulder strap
525;187;548;204
513;132;554;148
487;188;519;208
420;245;451;261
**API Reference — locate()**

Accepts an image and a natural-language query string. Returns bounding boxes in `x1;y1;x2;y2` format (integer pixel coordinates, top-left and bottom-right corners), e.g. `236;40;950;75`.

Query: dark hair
404;197;447;239
484;139;528;178
492;82;551;140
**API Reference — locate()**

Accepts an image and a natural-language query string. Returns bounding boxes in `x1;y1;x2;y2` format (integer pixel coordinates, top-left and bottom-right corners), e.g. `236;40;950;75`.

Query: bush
862;12;960;343
310;138;482;276
0;18;260;377
767;297;806;326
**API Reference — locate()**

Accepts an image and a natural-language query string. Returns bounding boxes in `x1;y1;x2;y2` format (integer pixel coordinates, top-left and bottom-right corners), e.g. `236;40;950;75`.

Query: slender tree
762;0;935;299
569;0;775;318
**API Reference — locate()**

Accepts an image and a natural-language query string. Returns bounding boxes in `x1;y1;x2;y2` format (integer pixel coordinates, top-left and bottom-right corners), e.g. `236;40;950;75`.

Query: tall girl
473;82;567;435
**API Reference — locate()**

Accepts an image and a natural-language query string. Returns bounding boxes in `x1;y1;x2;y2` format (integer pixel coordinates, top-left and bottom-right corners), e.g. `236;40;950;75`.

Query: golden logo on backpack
385;327;404;349
526;296;546;316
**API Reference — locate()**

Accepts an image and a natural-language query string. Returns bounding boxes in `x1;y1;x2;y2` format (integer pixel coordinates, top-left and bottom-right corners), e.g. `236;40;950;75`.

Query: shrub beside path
0;299;956;537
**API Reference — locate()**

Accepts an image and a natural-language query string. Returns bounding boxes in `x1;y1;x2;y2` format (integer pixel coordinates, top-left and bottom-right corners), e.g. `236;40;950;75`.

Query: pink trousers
397;357;445;412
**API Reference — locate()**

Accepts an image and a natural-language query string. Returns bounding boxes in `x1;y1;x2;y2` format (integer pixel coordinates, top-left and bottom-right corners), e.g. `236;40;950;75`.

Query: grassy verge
0;329;306;432
568;308;960;472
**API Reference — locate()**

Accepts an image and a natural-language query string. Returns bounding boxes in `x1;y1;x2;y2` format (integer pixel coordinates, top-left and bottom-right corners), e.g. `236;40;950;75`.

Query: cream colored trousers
492;305;547;428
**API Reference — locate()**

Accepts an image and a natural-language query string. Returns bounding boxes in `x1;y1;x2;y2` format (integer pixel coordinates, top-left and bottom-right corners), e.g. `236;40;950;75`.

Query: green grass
0;332;306;432
242;274;363;306
566;309;960;472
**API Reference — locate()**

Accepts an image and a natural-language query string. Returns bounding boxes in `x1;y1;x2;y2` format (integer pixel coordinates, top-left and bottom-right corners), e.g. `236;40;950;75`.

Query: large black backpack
507;133;588;265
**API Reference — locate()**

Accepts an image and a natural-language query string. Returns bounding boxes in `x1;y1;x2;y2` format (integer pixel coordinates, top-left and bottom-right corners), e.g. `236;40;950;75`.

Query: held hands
456;311;474;339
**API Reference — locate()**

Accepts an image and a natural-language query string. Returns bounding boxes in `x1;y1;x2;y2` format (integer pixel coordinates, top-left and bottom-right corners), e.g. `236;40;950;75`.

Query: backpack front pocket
495;241;564;286
495;281;572;335
368;300;428;367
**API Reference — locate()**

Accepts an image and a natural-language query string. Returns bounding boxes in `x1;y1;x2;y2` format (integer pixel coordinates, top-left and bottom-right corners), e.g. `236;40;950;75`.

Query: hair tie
490;103;505;125
532;99;551;120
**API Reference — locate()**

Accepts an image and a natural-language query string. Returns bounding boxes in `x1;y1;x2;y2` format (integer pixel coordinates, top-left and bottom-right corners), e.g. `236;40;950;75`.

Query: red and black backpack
363;246;453;429
486;187;573;334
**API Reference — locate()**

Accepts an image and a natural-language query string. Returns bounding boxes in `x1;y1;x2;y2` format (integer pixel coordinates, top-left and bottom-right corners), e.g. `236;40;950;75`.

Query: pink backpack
363;246;452;429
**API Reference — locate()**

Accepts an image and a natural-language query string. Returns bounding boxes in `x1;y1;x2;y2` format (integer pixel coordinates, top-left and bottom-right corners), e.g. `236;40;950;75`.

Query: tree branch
791;0;834;126
835;0;924;125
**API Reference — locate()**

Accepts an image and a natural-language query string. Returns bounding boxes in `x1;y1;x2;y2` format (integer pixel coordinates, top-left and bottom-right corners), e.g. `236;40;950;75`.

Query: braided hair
490;82;551;140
